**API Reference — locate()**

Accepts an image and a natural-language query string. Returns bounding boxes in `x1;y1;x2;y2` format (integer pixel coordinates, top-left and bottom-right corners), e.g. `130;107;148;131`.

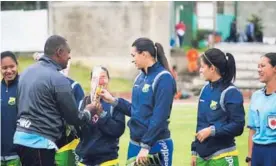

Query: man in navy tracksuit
14;35;96;166
32;51;85;166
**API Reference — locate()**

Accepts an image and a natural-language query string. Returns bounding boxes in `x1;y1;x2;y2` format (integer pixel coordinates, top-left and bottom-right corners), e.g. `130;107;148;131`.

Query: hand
93;101;103;115
99;89;116;104
196;127;212;143
85;101;103;116
191;155;196;166
84;103;97;116
136;148;149;165
246;156;252;166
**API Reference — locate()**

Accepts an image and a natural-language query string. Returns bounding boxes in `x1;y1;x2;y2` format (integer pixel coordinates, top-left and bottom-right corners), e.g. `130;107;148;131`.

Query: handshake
79;96;106;124
85;101;104;117
80;89;115;123
86;88;116;116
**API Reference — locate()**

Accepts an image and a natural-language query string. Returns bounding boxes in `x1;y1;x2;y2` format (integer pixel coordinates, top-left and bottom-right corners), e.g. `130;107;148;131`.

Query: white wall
1;10;48;52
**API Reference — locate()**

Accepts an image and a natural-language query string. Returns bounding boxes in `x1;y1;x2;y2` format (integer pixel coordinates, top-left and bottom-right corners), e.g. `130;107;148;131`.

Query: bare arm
248;129;256;161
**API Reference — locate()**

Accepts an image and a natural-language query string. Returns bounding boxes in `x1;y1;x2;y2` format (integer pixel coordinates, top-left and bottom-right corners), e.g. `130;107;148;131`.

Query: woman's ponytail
224;53;236;84
155;42;170;71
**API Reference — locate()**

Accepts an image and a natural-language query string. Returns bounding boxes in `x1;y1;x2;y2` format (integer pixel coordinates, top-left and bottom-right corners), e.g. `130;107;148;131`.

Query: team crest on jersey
142;84;151;93
268;115;276;130
210;100;218;110
8;97;16;105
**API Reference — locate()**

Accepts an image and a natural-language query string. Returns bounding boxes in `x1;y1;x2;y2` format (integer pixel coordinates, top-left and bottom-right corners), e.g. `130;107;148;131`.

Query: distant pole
211;1;217;48
234;1;238;19
176;5;184;24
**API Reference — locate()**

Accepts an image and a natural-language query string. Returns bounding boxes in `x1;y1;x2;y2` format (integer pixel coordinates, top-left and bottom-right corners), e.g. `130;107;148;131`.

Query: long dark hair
202;48;236;85
132;37;170;71
263;52;276;67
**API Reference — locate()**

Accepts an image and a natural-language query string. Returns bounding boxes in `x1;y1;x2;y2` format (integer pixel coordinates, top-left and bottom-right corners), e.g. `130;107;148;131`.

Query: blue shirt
248;89;276;145
13;131;58;150
246;23;254;36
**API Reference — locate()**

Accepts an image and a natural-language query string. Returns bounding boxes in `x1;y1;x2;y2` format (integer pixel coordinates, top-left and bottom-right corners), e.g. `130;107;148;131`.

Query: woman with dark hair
76;66;125;166
100;38;176;166
247;53;276;166
1;51;21;166
191;48;245;166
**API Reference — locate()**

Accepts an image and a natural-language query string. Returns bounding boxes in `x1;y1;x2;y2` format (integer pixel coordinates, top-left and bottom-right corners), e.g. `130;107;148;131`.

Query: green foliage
190;29;213;49
196;29;213;42
248;14;263;36
248;14;264;42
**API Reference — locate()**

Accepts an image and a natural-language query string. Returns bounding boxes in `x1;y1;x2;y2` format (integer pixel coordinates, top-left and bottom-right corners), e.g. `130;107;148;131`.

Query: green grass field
17;57;249;166
118;104;249;166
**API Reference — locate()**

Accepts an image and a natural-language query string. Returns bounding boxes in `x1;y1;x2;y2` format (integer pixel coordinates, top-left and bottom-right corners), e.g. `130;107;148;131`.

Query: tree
248;14;264;42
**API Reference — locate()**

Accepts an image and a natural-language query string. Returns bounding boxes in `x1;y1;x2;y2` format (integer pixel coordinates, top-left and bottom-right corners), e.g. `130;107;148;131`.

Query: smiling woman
247;52;276;166
1;51;18;83
100;37;177;166
1;51;21;166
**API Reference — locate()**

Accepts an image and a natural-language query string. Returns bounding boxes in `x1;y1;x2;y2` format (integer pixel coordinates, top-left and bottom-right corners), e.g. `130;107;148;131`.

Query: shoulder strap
199;83;209;98
110;105;114;117
71;81;78;89
220;86;237;112
78;99;83;111
133;72;142;85
152;70;171;92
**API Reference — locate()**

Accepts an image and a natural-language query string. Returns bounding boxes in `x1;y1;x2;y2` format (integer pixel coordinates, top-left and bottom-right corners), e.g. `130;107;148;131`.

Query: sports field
18;56;249;166
118;104;249;166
